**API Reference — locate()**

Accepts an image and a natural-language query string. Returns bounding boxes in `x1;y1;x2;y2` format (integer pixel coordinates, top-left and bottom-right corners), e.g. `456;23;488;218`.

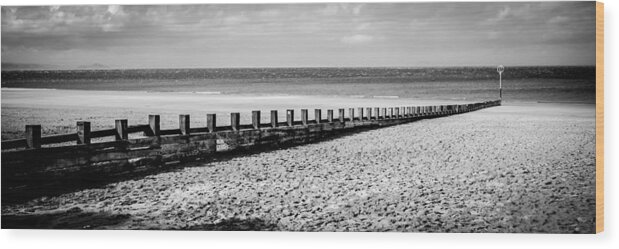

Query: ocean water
1;66;596;103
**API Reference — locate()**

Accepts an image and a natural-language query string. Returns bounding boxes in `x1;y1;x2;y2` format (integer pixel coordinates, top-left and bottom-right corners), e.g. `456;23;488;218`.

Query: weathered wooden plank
148;115;160;136
358;107;364;121
301;109;309;126
161;129;181;136
287;109;294;127
1;139;27;150
26;125;41;149
207;114;217;132
77;121;91;145
315;109;322;124
180;114;190;135
348;108;355;122
189;127;208;134
270;110;278;128
252;110;261;129
115;119;128;141
127;125;149;134
231;113;240;131
327;109;334;123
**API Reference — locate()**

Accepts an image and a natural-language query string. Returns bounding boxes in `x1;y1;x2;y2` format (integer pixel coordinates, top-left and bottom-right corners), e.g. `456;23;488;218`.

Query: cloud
222;14;249;25
355;23;370;31
352;4;364;16
340;34;374;44
487;6;510;22
1;2;596;68
257;9;280;18
107;5;121;15
548;16;570;24
319;4;339;16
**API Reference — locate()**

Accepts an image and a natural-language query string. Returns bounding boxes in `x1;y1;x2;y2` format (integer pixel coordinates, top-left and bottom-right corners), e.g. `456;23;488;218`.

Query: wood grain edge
595;1;604;234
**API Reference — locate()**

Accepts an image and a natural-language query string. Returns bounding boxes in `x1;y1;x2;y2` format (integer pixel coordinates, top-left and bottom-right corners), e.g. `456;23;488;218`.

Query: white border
1;1;616;249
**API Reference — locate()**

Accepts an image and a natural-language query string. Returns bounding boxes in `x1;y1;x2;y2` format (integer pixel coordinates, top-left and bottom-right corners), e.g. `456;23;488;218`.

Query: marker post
497;65;504;100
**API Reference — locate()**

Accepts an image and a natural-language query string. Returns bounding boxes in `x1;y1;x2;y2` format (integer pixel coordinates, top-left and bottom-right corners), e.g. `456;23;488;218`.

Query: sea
0;66;596;103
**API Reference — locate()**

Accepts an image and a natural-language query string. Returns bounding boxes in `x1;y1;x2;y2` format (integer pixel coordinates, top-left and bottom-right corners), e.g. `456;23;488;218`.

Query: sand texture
1;103;595;233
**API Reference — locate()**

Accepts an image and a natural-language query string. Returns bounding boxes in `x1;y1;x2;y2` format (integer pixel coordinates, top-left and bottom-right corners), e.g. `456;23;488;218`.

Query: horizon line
0;65;597;72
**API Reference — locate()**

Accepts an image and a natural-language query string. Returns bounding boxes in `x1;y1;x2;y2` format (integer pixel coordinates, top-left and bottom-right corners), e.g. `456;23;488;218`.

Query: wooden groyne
1;100;501;200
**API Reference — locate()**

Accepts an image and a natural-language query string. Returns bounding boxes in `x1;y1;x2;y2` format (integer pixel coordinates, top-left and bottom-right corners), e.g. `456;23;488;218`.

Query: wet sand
1;88;469;140
1;102;596;233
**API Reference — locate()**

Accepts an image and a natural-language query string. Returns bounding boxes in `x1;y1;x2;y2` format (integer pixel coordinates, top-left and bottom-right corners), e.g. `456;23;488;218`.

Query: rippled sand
1;103;596;233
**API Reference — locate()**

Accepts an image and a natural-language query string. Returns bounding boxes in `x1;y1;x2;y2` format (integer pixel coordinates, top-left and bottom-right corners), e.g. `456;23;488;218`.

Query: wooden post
315;109;322;124
301;109;309;126
231;113;240;131
358;107;364;121
148;115;160;136
115;119;128;141
381;108;387;120
270;110;278;128
327;109;334;123
207;114;217;133
77;121;91;144
179;114;190;135
25;125;41;149
348;108;355;122
339;109;345;123
374;107;380;120
416;107;421;117
366;108;372;120
395;107;400;119
389;108;394;119
252;110;261;129
286;109;294;126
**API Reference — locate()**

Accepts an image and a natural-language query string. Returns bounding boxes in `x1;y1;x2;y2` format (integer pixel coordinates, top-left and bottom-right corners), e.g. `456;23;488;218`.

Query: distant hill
77;63;109;69
1;63;56;70
1;62;110;71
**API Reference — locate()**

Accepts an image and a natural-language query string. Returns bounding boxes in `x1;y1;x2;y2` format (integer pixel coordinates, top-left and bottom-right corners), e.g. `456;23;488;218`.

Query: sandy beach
1;101;596;233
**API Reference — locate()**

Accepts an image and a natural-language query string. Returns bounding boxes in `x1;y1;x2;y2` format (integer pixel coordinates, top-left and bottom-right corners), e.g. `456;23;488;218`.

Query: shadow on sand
180;217;279;231
1;207;130;229
4;125;395;204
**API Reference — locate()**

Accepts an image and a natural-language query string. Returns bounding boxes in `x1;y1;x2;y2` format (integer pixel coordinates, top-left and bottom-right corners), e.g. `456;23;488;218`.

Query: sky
1;1;596;69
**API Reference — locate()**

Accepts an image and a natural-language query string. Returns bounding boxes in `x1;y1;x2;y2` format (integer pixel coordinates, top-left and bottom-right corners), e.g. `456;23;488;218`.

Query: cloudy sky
1;1;595;69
